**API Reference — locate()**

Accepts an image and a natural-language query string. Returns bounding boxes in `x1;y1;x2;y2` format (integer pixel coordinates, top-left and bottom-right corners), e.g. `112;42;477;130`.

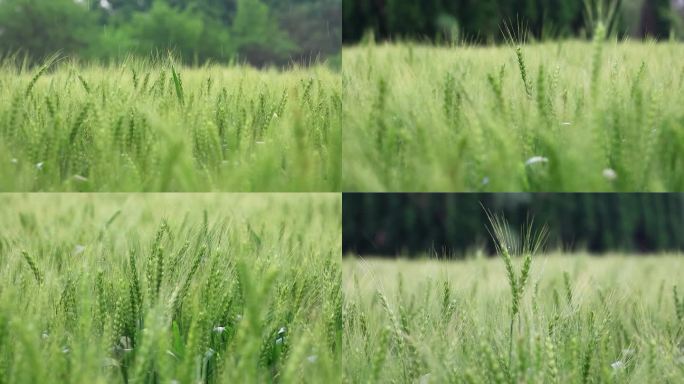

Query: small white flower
611;360;624;370
42;331;49;339
204;348;215;359
525;156;549;166
561;122;572;126
603;168;617;181
10;158;18;164
35;162;44;170
213;326;226;333
278;327;287;336
419;373;432;384
306;355;318;363
73;245;86;255
482;177;490;186
73;175;88;182
273;112;278;119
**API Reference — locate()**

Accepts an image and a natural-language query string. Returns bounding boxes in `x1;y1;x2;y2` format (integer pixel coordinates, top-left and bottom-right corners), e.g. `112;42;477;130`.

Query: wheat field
344;254;684;383
0;194;341;383
342;40;684;192
0;57;341;192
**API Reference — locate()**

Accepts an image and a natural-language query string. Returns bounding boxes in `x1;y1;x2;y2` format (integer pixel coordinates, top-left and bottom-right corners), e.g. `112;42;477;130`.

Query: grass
0;57;341;192
344;254;684;382
342;39;684;191
0;193;341;383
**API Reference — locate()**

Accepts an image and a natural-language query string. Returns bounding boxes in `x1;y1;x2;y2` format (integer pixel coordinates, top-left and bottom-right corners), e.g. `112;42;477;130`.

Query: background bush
0;0;341;67
342;0;682;43
343;194;684;256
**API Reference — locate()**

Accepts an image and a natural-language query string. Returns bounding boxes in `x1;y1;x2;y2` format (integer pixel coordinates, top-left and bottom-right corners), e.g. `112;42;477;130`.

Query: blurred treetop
343;194;684;257
0;0;341;67
342;0;682;44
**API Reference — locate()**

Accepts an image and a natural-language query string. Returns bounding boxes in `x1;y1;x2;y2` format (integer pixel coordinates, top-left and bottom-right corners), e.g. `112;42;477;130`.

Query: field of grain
0;194;341;383
0;58;341;192
342;40;684;192
344;255;684;383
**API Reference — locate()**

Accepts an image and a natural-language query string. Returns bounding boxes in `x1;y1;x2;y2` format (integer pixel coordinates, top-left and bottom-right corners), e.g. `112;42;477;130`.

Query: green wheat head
485;209;548;317
21;251;42;285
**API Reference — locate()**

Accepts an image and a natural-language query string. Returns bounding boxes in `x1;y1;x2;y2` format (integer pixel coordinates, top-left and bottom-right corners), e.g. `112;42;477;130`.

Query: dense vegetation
342;0;679;43
0;57;341;191
342;39;684;192
344;253;684;383
0;193;341;383
343;194;684;256
0;0;341;67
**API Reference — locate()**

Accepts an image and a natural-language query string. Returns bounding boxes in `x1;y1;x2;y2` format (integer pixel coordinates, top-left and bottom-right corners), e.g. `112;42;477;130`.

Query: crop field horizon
0;58;341;192
0;194;341;383
344;254;684;383
343;39;684;192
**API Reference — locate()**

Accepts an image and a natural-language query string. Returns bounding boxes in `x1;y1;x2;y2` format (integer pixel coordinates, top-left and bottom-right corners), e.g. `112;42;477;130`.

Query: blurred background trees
343;0;684;44
0;0;96;60
0;0;341;67
343;194;684;257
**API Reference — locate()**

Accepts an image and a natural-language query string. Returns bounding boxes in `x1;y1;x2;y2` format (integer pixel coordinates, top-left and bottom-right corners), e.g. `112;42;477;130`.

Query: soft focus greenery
0;0;341;67
342;40;684;191
342;0;680;43
344;255;684;383
0;193;341;383
0;58;341;191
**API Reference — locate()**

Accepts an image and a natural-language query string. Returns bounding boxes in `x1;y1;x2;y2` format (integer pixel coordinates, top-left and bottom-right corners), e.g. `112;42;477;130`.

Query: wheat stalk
485;208;548;367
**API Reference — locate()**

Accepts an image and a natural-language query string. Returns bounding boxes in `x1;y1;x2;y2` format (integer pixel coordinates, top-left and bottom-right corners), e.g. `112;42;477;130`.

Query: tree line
0;0;341;67
343;194;684;257
342;0;680;44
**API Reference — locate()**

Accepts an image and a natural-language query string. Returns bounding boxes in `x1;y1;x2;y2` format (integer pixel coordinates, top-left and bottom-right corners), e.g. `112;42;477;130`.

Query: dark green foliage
343;0;677;43
0;0;95;61
343;194;684;256
639;0;675;37
0;0;341;67
122;1;234;65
